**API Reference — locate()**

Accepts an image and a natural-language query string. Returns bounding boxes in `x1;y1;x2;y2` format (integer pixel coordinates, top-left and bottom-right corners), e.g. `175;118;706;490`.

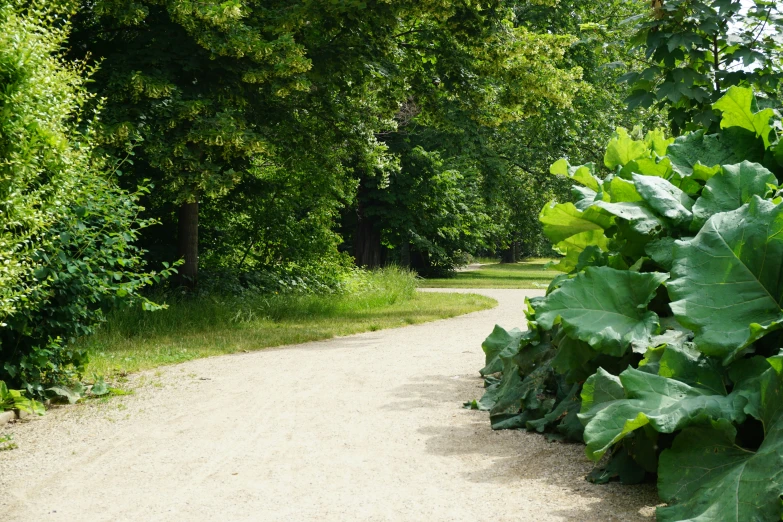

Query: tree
622;0;783;133
481;0;666;261
70;1;313;284
71;1;589;276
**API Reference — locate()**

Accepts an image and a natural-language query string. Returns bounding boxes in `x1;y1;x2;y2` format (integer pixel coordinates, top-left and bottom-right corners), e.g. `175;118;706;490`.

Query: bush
0;1;172;397
472;86;783;520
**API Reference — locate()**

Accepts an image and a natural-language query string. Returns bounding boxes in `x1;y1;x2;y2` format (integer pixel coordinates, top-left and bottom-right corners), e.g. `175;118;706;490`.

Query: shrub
471;86;783;520
0;1;172;397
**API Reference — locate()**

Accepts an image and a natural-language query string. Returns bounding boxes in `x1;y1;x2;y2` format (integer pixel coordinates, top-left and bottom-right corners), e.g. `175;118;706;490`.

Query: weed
0;434;17;451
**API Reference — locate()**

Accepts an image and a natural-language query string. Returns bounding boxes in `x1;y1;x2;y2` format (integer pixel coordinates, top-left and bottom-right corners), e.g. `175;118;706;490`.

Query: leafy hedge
471;86;783;520
0;1;173;397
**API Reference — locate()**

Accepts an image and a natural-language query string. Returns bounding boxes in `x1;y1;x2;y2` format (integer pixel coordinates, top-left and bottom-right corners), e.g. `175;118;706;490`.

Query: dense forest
64;0;665;282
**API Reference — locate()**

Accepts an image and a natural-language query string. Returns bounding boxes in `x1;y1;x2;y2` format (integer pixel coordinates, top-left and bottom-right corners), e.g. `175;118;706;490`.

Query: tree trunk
354;213;382;267
177;200;199;286
354;182;383;268
501;241;519;263
400;242;411;267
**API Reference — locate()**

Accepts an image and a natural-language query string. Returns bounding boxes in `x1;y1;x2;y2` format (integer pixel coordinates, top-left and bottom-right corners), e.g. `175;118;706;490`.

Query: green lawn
80;270;496;377
419;258;558;289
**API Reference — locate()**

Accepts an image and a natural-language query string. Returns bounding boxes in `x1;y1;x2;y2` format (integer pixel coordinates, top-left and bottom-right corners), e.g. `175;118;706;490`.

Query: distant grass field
420;258;558;289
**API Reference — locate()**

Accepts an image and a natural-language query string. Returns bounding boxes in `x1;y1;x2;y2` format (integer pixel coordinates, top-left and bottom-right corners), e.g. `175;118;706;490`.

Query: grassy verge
80;267;496;376
420;258;557;289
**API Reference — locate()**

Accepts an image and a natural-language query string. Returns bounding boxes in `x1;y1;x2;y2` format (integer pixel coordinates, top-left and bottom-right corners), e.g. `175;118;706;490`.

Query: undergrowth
80;266;495;376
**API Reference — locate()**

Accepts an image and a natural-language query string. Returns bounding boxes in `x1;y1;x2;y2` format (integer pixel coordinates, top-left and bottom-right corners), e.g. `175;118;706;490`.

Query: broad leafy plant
471;86;783;519
0;381;44;416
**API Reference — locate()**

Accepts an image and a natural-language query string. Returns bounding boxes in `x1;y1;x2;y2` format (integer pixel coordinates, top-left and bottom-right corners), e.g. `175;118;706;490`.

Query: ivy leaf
536;266;668;356
691;161;776;230
714;85;776;148
669;197;783;362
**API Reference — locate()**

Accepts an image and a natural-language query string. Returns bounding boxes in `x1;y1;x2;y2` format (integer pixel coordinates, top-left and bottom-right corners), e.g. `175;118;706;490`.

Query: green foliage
0;1;174;397
70;0;589;278
0;381;44;416
474;0;665;263
471;86;783;519
623;0;783;132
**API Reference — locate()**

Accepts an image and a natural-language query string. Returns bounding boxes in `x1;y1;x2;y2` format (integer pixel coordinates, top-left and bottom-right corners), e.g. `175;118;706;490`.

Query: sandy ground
0;288;659;522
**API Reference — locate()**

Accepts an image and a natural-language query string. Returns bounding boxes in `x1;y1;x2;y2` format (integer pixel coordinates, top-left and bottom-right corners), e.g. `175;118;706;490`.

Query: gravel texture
0;288;659;521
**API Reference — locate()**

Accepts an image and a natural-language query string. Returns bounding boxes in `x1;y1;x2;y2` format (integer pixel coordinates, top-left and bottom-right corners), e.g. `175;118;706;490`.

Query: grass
419;258;558;289
80;267;496;377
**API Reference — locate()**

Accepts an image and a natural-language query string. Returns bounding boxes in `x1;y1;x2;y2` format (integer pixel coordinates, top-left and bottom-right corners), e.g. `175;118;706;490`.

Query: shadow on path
387;374;660;521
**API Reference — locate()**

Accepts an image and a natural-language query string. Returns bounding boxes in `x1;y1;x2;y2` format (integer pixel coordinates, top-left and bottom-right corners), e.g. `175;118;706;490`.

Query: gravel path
0;288;659;521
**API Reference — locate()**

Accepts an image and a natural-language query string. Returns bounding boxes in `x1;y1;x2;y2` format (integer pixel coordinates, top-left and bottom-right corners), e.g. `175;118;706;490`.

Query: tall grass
80;267;494;376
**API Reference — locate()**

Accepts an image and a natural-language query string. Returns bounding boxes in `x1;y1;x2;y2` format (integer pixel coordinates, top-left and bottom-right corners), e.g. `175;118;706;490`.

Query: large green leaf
579;368;624;425
644;128;674;157
593;201;666;236
605;176;643;202
714;85;775;148
653;339;725;395
669;197;783;361
657;419;783;522
691;161;776;230
667;130;741;177
580;368;745;461
657;362;783;522
480;325;527;376
488;342;556;426
525;380;585;442
604;128;650;169
572;185;600;210
619;156;673;179
539;201;613;244
645;237;676;271
549;229;609;273
633;173;695;226
551;334;598;382
536;266;668;356
550;159;601;191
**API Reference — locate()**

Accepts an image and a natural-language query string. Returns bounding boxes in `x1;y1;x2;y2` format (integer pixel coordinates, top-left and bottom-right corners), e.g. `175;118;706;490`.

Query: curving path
0;289;658;521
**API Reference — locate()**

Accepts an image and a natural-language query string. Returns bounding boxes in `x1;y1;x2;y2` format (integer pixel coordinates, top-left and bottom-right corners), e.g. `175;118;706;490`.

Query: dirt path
0;289;658;521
